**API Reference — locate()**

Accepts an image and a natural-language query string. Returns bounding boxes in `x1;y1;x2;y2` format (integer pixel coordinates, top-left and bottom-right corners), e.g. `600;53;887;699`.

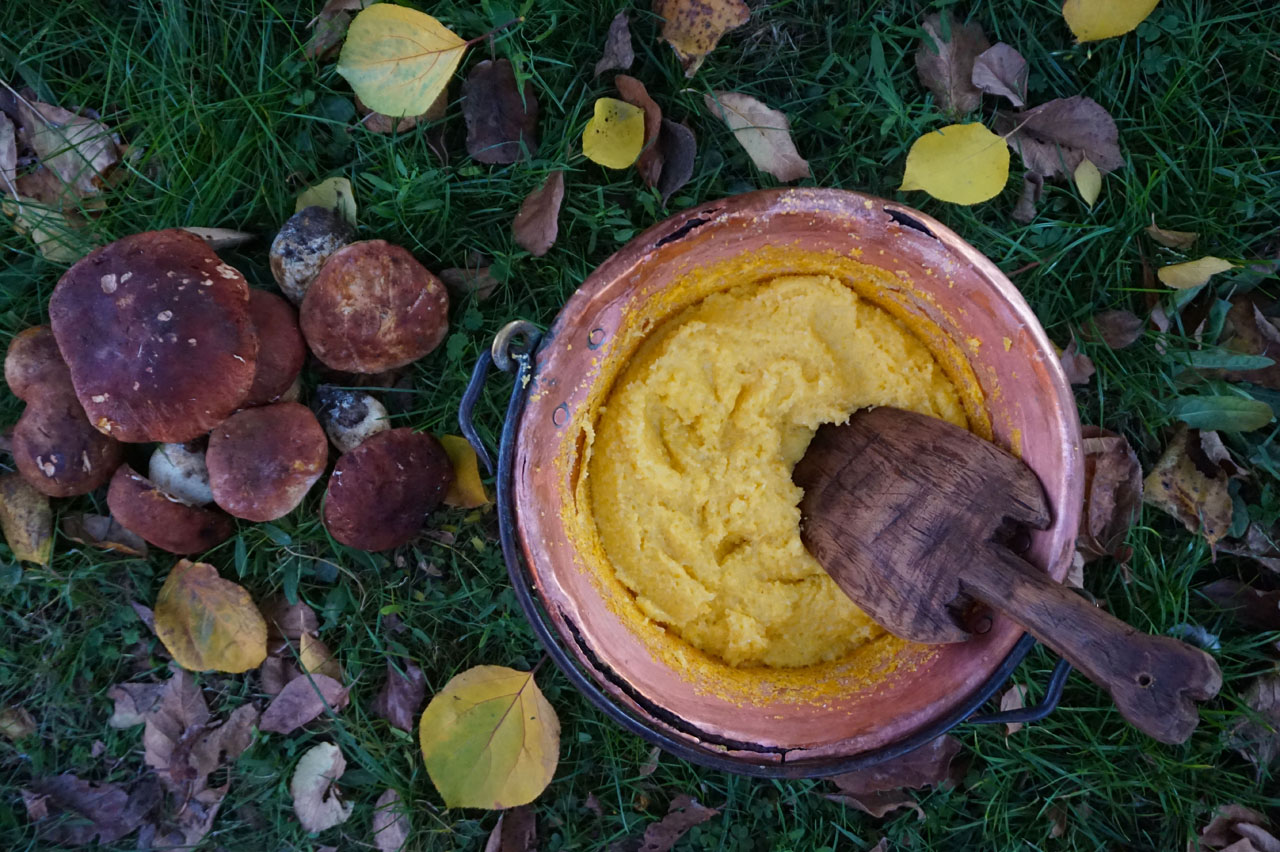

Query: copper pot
462;188;1084;776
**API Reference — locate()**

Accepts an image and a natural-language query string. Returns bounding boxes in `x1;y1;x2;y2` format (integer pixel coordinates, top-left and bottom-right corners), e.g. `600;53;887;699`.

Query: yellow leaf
337;4;467;117
582;98;645;170
295;177;358;226
1145;221;1198;249
419;665;559;809
154;559;268;673
1158;256;1237;290
900;123;1010;205
1074;157;1102;208
1063;0;1160;42
0;474;52;565
654;0;750;76
299;632;344;682
440;435;490;508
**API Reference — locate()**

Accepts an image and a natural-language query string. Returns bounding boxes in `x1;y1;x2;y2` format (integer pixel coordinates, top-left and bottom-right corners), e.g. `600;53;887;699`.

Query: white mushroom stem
148;442;214;506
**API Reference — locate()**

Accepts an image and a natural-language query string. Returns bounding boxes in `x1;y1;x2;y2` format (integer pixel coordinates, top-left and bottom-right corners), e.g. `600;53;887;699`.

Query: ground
1;1;1279;850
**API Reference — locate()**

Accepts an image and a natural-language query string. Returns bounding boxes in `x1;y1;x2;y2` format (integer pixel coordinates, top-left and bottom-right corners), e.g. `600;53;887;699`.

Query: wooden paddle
793;406;1222;744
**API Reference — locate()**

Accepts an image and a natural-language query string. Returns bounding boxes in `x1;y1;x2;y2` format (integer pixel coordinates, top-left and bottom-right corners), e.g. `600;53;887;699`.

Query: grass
1;0;1279;849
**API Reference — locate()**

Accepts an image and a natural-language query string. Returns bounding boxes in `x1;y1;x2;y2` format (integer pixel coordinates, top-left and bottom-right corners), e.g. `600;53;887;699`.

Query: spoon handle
961;545;1222;744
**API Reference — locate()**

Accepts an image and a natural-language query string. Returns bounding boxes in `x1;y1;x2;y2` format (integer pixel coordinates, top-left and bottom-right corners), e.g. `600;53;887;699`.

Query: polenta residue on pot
586;274;967;669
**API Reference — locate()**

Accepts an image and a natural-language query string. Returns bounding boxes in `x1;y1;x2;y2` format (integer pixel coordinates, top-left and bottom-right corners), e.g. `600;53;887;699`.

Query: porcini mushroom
322;427;452;551
48;229;258;443
206;402;328;522
269;206;354;304
300;240;450;374
107;466;235;554
243;290;306;407
5;327;123;497
148;441;214;506
313;385;389;453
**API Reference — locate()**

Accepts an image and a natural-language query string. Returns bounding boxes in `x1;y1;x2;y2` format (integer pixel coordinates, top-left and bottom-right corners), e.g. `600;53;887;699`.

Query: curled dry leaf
595;12;634;77
1059;339;1095;385
291;742;354;833
1011;171;1043;224
1143;427;1236;549
418;665;560;809
484;804;536;852
653;0;749;76
1229;668;1280;774
704;91;809;183
106;682;165;728
1158;256;1237;290
1085;309;1144;350
441;435;490;508
1146;221;1199;250
583;97;645;169
462;59;539;165
512;171;565;257
154;559;269;674
296;176;357;226
1078;426;1142;563
900;123;1009;205
615;75;664;186
1199;803;1280;850
1063;0;1160;42
337;4;466;117
657;119;697;205
995;96;1123;179
373;788;410;852
914;11;989;117
1200;579;1280;631
0;472;53;564
260;673;349;735
972;43;1028;108
62;513;148;556
999;684;1029;735
635;795;719;852
373;658;426;732
26;774;159;846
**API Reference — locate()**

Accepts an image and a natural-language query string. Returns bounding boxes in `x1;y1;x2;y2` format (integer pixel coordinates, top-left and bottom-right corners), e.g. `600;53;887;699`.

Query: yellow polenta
588;275;967;668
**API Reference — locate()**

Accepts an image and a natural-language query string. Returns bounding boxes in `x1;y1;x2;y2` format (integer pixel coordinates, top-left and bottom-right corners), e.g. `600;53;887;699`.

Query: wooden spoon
793;406;1222;744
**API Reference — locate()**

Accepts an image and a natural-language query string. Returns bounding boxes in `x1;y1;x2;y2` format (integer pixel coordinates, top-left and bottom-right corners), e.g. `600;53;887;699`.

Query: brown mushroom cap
269;206;354;304
107;466;235;554
5;326;74;404
322;427;452;551
206;402;328;522
243;290;306;407
12;396;125;497
48;229;258;443
300;240;450;374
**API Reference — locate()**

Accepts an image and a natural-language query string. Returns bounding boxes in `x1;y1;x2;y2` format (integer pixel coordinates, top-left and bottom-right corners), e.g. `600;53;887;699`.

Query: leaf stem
466;17;524;48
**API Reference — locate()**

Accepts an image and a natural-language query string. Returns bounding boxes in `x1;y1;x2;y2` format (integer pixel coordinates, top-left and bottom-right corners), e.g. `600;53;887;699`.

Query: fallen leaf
132;601;157;633
373;788;410;852
373;658;426;732
291;742;354;833
179;226;255;250
337;4;467;117
440;265;500;301
1168;395;1273;433
307;0;372;59
635;794;720;852
1078;426;1143;563
1085;310;1144;349
484;805;536;852
154;559;269;674
1146;221;1199;250
0;473;52;564
1074;157;1102;208
17;99;119;197
704;91;809;182
142;669;211;792
106;682;166;728
1201;579;1280;631
62;513;148;556
189;703;259;782
1000;685;1028;735
0;705;35;739
1063;0;1160;42
914;11;989;117
1144;427;1235;548
615;76;664;186
295;176;357;226
1220;525;1280;575
653;0;749;76
657;119;697;204
1229;668;1280;773
260;595;320;642
139;787;225;851
260;673;349;734
1011;170;1043;224
299;632;344;682
1048;805;1069;838
595;12;635;77
1;195;85;262
583;97;645;169
357;86;448;135
462;59;538;164
26;774;159;846
639;745;661;777
972;43;1028;107
419;665;560;809
996;96;1123;179
512;171;565;257
1221;300;1280;390
1200;803;1280;851
830;735;963;799
825;790;924;820
259;654;303;696
900;122;1009;205
21;790;48;822
0;113;16;190
1060;338;1095;385
440;435;490;508
1159;256;1237;290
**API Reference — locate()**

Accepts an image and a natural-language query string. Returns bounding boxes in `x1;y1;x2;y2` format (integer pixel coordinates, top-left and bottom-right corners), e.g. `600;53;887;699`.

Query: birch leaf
653;0;749;77
1063;0;1161;43
1146;222;1199;249
1074;157;1102;208
0;473;52;565
972;43;1028;107
582;98;645;169
154;559;268;673
337;4;467;117
703;92;808;183
291;742;354;832
900;123;1009;205
1158;257;1237;290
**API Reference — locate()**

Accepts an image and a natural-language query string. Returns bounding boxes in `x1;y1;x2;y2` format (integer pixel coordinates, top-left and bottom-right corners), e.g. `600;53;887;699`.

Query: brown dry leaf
995;96;1123;179
484;805;536;852
260;673;348;734
189;703;259;783
615;75;664;186
1060;338;1095;385
62;513;148;556
972;43;1028;108
704;91;808;182
1201;579;1280;631
653;0;749;77
372;658;426;732
440;265;500;302
14;165;79;208
1221;524;1280;574
1145;220;1199;250
512;171;565;257
142;669;211;792
1084;309;1144;350
16;98;120;197
154;559;268;673
0;705;36;739
373;788;410;852
1221;300;1280;390
826;790;925;820
259;654;303;697
657;119;696;205
106;682;166;728
260;595;320;642
636;794;720;852
0;113;16;190
1000;684;1029;735
1200;803;1280;851
1078;426;1143;563
639;745;661;777
1229;668;1280;773
595;12;635;77
462;59;538;165
1143;427;1236;549
25;774;159;846
357;85;448;135
0;472;52;564
831;735;963;798
299;632;343;681
1011;171;1043;224
914;12;989;117
291;742;354;833
307;0;372;59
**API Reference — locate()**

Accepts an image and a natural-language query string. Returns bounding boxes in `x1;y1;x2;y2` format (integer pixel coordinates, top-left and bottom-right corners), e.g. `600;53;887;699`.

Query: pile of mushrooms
4;214;458;555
